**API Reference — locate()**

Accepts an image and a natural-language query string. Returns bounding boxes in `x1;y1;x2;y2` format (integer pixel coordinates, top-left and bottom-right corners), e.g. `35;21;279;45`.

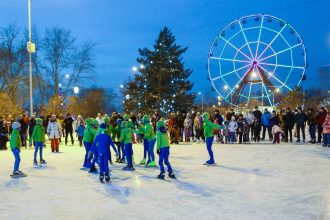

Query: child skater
89;119;100;172
119;121;135;171
76;121;85;147
92;123;117;183
223;121;230;144
202;113;222;165
156;118;175;179
228;116;238;144
82;118;97;170
10;122;26;177
322;113;330;147
134;122;148;165
113;118;125;163
253;117;262;142
30;118;46;165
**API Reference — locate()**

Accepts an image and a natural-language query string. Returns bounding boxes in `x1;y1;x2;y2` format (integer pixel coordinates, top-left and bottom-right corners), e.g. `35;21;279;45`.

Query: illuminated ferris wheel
208;14;307;106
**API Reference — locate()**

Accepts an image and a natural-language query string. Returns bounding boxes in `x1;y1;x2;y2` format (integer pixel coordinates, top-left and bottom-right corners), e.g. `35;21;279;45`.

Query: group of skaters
2;105;330;180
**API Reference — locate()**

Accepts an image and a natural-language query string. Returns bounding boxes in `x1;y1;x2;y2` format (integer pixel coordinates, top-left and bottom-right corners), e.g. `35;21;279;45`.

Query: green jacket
83;118;97;143
10;129;22;150
103;117;114;136
202;113;222;138
124;114;134;129
119;121;133;144
30;125;45;143
156;119;170;150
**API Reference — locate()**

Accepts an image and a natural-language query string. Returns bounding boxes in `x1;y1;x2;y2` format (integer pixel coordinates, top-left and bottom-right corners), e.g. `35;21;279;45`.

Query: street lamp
198;91;204;112
73;86;79;94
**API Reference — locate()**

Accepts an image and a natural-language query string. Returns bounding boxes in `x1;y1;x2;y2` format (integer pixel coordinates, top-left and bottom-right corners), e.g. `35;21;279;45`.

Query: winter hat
36;118;43;125
156;118;166;129
231;116;236;121
12;122;21;130
202;113;210;121
142;115;150;124
85;118;93;127
93;119;99;127
99;123;107;131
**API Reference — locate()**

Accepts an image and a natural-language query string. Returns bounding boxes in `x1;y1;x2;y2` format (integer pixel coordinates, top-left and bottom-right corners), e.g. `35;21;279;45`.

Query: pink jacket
272;125;284;135
323;115;330;134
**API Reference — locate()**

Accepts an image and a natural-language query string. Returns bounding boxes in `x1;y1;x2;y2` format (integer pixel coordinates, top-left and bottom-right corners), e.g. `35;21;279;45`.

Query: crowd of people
1;105;330;182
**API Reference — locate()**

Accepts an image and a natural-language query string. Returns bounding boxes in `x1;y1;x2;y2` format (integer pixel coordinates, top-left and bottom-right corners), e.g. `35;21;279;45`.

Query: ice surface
1;140;330;220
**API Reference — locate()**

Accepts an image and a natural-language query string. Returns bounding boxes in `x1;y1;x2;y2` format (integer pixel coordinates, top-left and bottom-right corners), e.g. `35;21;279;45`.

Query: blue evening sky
1;0;329;96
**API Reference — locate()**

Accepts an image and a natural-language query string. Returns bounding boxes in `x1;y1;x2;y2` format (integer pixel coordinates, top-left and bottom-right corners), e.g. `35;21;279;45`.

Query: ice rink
1;140;330;220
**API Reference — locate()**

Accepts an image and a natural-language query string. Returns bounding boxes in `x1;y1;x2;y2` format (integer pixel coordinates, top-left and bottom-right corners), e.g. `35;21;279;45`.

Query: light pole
27;0;35;116
198;92;204;112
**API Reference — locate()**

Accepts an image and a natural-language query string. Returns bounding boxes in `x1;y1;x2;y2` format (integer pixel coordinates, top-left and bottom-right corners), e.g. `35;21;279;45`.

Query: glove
157;149;160;155
88;151;93;160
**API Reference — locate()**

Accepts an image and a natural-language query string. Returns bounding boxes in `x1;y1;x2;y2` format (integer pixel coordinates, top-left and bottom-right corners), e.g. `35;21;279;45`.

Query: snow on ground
1;139;330;220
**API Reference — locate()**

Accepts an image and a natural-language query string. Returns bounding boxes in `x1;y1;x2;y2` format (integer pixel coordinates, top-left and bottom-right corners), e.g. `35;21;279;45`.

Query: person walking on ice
156;119;175;179
92;123;117;183
119;121;135;171
202;112;222;165
10;122;26;177
30;118;47;166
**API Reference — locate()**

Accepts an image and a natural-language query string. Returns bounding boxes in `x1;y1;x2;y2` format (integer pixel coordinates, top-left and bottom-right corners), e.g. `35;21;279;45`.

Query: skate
99;174;104;183
40;159;47;164
203;161;217;166
122;166;135;171
105;174;111;183
157;172;165;179
109;160;113;165
11;171;27;178
147;161;157;167
33;159;38;166
139;158;146;165
168;171;176;179
89;165;98;173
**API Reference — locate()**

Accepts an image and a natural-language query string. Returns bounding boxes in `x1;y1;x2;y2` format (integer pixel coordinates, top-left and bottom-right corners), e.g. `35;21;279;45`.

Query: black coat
269;115;279;127
253;110;262;121
295;112;307;125
283;111;295;129
64;117;74;130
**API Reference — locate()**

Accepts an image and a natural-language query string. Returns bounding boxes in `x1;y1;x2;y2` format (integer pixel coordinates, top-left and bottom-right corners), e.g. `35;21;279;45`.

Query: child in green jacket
30;118;46;165
202;112;222;165
10;122;26;177
156;119;175;179
82;118;97;169
120;121;134;171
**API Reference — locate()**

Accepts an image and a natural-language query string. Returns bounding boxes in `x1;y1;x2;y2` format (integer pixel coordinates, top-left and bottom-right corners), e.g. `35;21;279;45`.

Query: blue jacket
91;132;117;158
76;125;85;137
261;112;271;126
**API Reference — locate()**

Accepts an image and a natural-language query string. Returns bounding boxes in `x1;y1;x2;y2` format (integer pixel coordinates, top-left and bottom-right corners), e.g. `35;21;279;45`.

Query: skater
47;115;61;153
236;114;246;144
10;122;26;177
202;113;222;165
92;123;117;183
228;116;238;144
283;107;295;142
103;116;117;164
156;119;175;179
139;115;156;167
307;108;316;144
184;113;193;142
76;121;85;147
223;121;230;144
120;121;135;171
28;114;36;148
30;118;46;165
82;118;97;169
253;117;262;142
272;124;284;144
295;107;307;143
89;119;100;172
261;108;272;141
64;113;74;145
113;118;125;163
322;113;330;147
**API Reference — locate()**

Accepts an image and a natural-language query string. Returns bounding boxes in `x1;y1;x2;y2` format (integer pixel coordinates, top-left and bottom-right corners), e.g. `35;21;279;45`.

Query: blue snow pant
99;154;109;175
124;143;133;167
143;139;149;159
148;139;156;163
230;132;236;143
206;137;215;164
12;148;21;172
158;147;172;173
309;125;316;140
91;148;99;167
34;142;44;161
324;133;330;146
83;142;92;168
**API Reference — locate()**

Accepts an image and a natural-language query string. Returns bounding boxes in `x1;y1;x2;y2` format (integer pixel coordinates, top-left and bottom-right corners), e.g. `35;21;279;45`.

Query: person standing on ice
92;123;117;183
119;121;135;171
89;119;100;173
30;118;47;165
156;118;175;179
47;115;61;153
113;118;125;163
228;116;238;144
82;118;97;170
10;122;26;177
103;116;117;164
202;113;222;165
322;112;330;147
261;108;272;141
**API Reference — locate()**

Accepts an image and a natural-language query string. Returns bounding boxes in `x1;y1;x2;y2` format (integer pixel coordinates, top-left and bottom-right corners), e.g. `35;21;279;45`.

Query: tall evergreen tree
123;27;195;115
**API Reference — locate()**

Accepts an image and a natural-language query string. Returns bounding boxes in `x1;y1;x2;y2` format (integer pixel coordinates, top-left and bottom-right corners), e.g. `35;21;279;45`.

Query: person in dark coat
253;106;262;121
0;116;8;150
294;106;307;143
18;111;29;148
176;111;185;142
316;107;327;144
28;114;36;147
64;113;74;145
282;107;295;142
225;109;235;121
269;111;279;128
307;108;317;143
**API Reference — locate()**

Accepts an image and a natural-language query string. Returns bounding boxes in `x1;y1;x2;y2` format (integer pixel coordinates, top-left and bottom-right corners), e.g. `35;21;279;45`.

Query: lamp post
27;0;35;117
198;92;204;112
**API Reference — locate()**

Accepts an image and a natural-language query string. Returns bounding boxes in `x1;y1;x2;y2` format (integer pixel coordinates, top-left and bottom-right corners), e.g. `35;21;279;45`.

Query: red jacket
316;111;327;126
323;115;330;134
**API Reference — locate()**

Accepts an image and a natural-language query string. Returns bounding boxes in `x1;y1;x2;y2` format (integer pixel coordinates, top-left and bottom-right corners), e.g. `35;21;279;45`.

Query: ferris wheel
208;14;307;106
